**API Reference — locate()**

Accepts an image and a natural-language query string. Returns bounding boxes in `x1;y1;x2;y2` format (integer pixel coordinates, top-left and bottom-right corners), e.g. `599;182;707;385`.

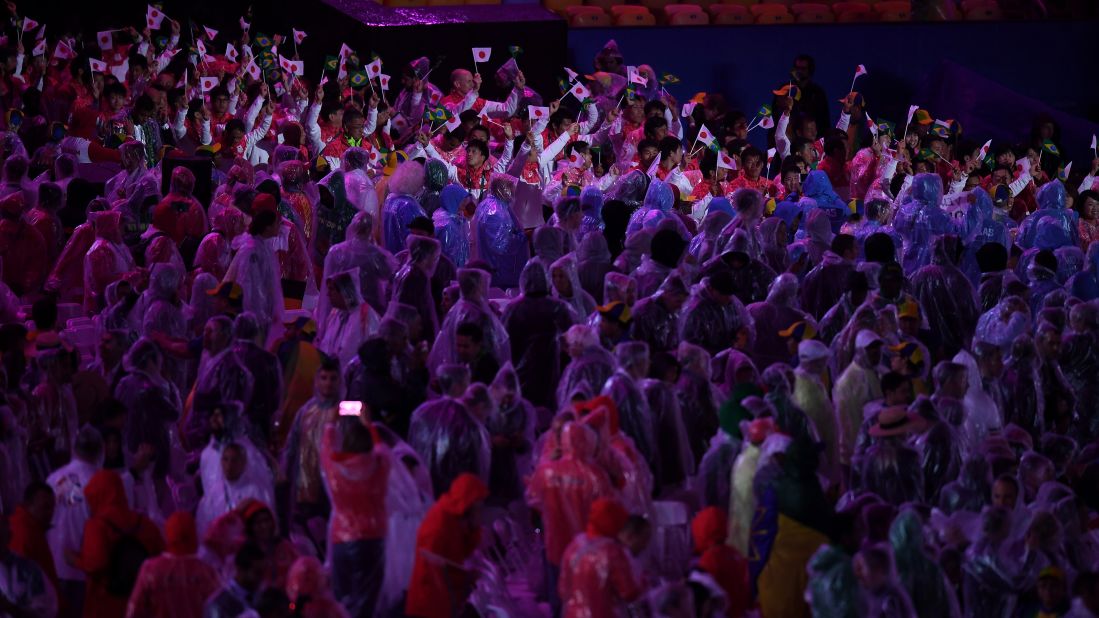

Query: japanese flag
200;76;219;92
759;115;775;130
53;40;76;61
146;5;166;29
204;26;218;40
696;123;715;145
681;102;696;118
528;105;550;121
365;58;382;77
89;58;107;73
337;61;348;81
31;38;46;57
1062;161;1073;179
196;39;206;57
339;43;354;60
629;70;647;87
225;44;238;62
279;55;292;72
976;139;992;162
239;17;250;32
472;47;491;64
177;68;187;89
97;31;114;50
717;151;737;171
1091;134;1097;151
35;25;45;40
245;60;261;80
392;114;409;132
379;73;391;91
319;75;328;88
854;64;867;78
767;147;776;166
429;90;441;105
273;81;285;97
293;29;306;45
21;17;39;32
368;149;382;165
563;66;578;82
866;113;878;137
445;115;462;132
286;58;304;76
569;82;591;100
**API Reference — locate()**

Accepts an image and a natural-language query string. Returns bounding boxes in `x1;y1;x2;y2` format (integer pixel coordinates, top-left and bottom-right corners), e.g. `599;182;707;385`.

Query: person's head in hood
534;225;566;264
440;183;471;217
587;497;629;538
561;421;599;462
555;197;583;233
440;473;488;523
406;234;441;276
84;469;129;518
389;160;426;196
286;556;336;606
643;179;674;213
1036;179;1067;211
604;272;637;306
165;511;200;555
805;208;834;247
580;186;603;220
1035;216;1071;250
690;506;729;554
489;362;522;410
489;174;517;203
650;228;687;269
326;268;364;311
519;258;552;297
910;173;944;208
423;158;449;193
347;211;376;242
615;341;650;380
656;272;689;312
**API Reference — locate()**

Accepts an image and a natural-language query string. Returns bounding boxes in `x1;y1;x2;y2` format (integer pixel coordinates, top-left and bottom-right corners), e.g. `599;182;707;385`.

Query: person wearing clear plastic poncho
625;179;689;240
853;544;918;618
890;508;963;617
728;417;777;557
792;339;839;480
632;228;687;300
407;386;490;499
320;211;396;318
502;259;577;410
797;170;850;236
550;253;598;320
557;324;616;412
281;357;342;526
833;330;884;469
316;267;381;370
187;316;255;450
382;160;427;254
700;229;777;308
1002;333;1045;443
799;233;858;321
139;262;188;391
195;408;276;538
393;234;442;344
601;341;656;470
223;209;284;345
114;337;181;482
484;362;536;505
338;146;381;220
1069;241;1099;301
431;184;472;268
643;351;695;491
761;363;818;447
631;272;689;356
859;403;925;506
958;187;1010;285
676;342;720;464
690;208;734;267
429;267;510;372
962;505;1034;618
747;273;816;369
473;174;529;289
909;234;979;359
614;227;653;276
1017;179;1079;250
576;232;614;304
230;313;284;445
975;294;1032;355
578;185;605;238
678;271;755;356
893;173;956;274
1061;302;1099;440
83;210;136;313
311;171;357;272
418;159;449;217
951;346;1002;446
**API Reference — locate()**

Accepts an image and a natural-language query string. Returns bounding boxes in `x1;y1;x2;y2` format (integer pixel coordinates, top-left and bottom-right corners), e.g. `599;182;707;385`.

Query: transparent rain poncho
188;342;255;449
963;507;1030;618
938;455;992;514
860;435;924;507
959;187;1009;284
316;267;381;369
909;235;979;358
341;147;381;219
223;232;283;338
576;232;613;304
913;411;963;516
606;169;651;213
761;363;818;446
689;210;734;266
892;173;956;274
676;342;720;463
550;253;597;320
601;342;656;469
975;296;1032;353
473;175;530;289
533;225;566;265
678;279;755;356
382;161;427;254
579;185;605;237
806;545;862;618
320;211;397;316
485;363;536;504
1061;308;1099;439
419;158;449;215
952;349;1002;442
432;184;471;268
311;171;357;270
747;273;814;369
502;259;577;409
758;216;789;274
1069;242;1099;301
115;339;183;478
407;396;491;498
1017;180;1079;250
1054;245;1084;285
557;326;616;411
626;179;688;239
1002;335;1045;442
799;171;850;235
643;374;695;489
614;228;653;276
428;268;511;374
630;273;687;355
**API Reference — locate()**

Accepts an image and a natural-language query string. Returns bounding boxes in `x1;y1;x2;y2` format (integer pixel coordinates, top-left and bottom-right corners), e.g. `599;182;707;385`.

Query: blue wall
568;20;1099;160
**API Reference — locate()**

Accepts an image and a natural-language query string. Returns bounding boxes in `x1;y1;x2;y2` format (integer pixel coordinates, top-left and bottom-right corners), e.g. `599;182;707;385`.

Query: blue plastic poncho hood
1034;215;1071;250
1036;179;1067;211
643;179;675;212
440;184;469;215
580;186;603;218
707;197;735;218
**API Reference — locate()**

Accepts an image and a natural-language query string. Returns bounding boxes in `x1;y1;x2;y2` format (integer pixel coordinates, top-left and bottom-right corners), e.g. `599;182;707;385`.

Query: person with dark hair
224;199;283;345
283;357;342;523
801;233;858;320
321;407;391;617
204;541;268;617
9;481;58;599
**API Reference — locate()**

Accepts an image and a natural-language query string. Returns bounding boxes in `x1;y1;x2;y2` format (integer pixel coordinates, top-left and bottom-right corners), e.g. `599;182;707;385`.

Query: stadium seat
710;3;752;21
639;0;677;12
756;8;794;21
832;1;870;12
584;0;625;11
614;7;658;24
836;7;874;20
874;0;909;19
714;0;760;5
795;5;835;20
965;4;1003;19
690;0;726;9
749;2;790;15
572;9;613;24
669;8;712;23
544;0;582;14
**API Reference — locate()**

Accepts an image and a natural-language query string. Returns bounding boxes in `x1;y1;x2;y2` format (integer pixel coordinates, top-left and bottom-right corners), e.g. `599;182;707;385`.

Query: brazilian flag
558;78;569;96
876;119;895;136
756;104;772;118
324;55;339;71
349;71;369;88
509;45;523;57
659;72;680;85
254;33;273;49
1042;139;1060;156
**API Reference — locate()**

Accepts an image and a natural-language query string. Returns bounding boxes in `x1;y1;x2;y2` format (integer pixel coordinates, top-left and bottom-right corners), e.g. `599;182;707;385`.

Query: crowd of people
0;3;1098;617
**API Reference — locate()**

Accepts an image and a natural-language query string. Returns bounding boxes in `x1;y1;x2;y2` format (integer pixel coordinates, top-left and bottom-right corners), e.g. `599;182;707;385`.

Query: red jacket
559;498;642;618
9;505;59;591
0;216;47;296
691;506;750;617
321;423;390;543
75;470;165;618
124;512;221;618
405;474;489;618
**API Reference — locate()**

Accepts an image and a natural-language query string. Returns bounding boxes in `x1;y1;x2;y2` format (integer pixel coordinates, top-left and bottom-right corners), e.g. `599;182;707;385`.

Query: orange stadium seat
715;0;761;5
966;4;1003;19
572;9;612;24
665;3;704;16
639;0;678;12
836;7;874;20
874;0;910;20
544;0;582;14
710;3;752;22
669;9;712;23
584;0;625;11
795;5;835;21
756;9;795;21
832;1;870;12
749;2;790;15
614;6;658;24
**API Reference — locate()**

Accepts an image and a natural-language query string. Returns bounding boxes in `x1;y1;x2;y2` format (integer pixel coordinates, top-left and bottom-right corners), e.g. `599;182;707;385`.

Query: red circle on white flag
478;52;486;60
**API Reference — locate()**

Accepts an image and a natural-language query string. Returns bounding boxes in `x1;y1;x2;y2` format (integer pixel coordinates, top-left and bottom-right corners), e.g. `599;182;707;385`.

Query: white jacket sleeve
836;112;851;132
364;106;378;136
539;131;571;169
775;112;792;159
245;111;273;154
171;108;187;141
1079;175;1096;194
243;96;265;132
947;173;968;196
304;102;323;156
578;103;600;135
493;139;515;175
481;87;521;117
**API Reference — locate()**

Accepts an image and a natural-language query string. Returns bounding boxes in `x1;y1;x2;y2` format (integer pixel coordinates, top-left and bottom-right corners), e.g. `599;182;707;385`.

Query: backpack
105;519;150;597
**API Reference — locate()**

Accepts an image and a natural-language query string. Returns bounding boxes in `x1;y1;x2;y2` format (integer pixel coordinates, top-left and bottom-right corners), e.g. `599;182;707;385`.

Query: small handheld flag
204;26;218;40
53;41;76;61
97;31;114;50
239;17;250;32
365;58;382;78
866;114;878;137
444;115;462;133
89;58;107;73
696;124;715;146
629;69;647;87
528;106;550;121
569;82;591;101
767;147;777;167
21;17;38;32
850;64;866;93
976;139;992;163
681;102;696;118
379;74;391;91
905;105;919;126
200;76;219;92
349;71;369;88
717;151;737;171
472;47;491;67
245;60;261;80
225;44;238;62
1041;139;1060;156
324;56;339;72
758;115;775;130
563;67;578;82
659;72;680;85
1060;161;1073;181
293;29;307;45
339;43;354;60
31;38;46;57
147;4;166;29
1092;134;1097;157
